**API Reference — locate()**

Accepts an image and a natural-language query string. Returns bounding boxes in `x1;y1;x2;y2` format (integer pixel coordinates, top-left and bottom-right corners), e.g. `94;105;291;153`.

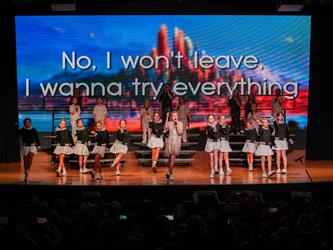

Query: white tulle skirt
110;141;128;154
219;139;232;152
205;140;219;153
91;145;106;158
255;144;273;156
242;141;257;153
274;139;289;150
53;145;73;155
20;145;37;157
147;135;164;149
73;143;90;156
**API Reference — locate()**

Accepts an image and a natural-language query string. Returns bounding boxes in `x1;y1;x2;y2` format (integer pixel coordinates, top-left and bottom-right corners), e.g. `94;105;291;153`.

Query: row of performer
17;111;182;181
16;110;292;182
69;88;284;143
204;112;293;179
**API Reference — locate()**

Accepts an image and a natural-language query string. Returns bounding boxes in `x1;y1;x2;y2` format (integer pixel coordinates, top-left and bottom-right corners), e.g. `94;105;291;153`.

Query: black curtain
306;4;333;160
0;15;20;163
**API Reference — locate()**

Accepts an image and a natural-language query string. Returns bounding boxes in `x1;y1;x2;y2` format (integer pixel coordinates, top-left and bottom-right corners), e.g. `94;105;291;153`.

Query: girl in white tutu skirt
17;118;41;181
242;120;258;171
110;119;128;176
53;119;74;177
204;114;220;179
147;112;164;172
89;121;109;180
255;118;275;178
73;119;90;174
273;112;294;174
217;115;232;176
164;111;183;181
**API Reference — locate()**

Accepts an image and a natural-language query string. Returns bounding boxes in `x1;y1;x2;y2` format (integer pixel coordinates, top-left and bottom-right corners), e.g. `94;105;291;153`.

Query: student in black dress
147;112;164;172
73;119;90;174
204;114;220;179
17;118;40;181
244;94;257;123
242;120;258;171
273;112;294;174
110;119;128;176
228;89;241;134
158;84;173;124
53;119;74;177
90;121;109;180
255;118;275;178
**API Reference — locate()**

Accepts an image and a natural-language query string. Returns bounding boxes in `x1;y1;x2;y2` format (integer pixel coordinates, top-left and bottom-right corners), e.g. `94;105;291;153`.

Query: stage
0;150;331;186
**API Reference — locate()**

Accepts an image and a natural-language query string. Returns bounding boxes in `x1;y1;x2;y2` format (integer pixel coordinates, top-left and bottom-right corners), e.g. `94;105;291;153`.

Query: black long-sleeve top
55;127;73;146
206;125;219;142
257;125;274;145
18;127;40;146
244;128;257;143
76;128;90;144
94;129;109;146
149;121;164;138
217;123;231;140
115;129;128;145
273;121;290;140
158;90;173;112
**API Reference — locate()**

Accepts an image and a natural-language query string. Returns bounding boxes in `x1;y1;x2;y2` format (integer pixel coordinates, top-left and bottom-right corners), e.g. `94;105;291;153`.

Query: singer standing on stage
158;84;173;124
140;99;154;144
177;96;191;143
164;111;183;181
69;96;81;141
93;97;108;127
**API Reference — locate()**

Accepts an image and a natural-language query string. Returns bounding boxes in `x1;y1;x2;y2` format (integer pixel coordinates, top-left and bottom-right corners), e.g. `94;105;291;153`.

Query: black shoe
165;173;173;181
24;172;28;182
89;170;96;179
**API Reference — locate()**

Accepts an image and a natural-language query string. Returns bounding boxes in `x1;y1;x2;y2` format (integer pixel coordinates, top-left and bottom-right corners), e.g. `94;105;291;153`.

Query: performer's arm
106;131;110;147
257;125;263;137
286;124;294;144
93;106;97;122
68;129;74;145
123;130;128;145
77;105;81;116
175;121;183;136
104;106;108;122
33;128;41;146
269;126;275;145
69;104;75;115
164;113;170;129
226;124;231;135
